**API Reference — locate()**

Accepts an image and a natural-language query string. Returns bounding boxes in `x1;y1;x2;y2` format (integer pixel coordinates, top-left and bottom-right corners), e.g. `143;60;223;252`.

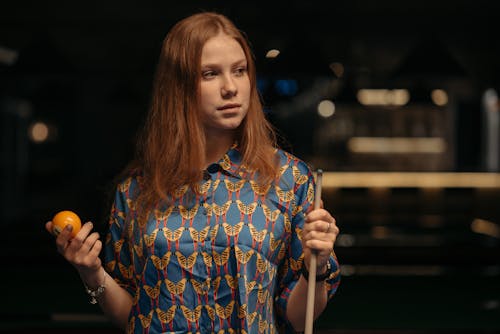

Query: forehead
200;33;247;64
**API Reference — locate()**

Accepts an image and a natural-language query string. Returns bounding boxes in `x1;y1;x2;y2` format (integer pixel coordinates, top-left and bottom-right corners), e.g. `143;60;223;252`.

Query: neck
205;131;236;167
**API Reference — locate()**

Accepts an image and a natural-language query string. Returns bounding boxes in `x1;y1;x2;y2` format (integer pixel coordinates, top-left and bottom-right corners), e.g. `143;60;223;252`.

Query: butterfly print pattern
104;147;340;333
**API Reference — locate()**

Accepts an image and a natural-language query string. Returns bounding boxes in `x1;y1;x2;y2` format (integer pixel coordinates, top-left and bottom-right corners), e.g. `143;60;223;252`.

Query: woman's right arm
46;220;133;330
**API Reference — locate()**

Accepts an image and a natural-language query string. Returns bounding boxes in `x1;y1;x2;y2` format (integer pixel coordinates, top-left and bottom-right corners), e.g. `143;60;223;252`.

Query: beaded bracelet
83;269;106;304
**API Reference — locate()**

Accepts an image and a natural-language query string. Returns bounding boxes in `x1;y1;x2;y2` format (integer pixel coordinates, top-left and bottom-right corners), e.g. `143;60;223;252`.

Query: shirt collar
217;143;245;179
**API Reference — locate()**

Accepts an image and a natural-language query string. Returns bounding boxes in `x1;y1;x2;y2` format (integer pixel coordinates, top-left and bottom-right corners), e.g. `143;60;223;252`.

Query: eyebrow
201;58;247;68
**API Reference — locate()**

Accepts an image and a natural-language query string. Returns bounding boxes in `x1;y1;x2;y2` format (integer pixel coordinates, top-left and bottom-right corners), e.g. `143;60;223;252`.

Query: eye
233;67;247;76
202;70;218;79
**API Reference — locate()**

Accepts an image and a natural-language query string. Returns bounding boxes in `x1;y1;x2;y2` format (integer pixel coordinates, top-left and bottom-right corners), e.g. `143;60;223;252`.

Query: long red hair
131;12;279;214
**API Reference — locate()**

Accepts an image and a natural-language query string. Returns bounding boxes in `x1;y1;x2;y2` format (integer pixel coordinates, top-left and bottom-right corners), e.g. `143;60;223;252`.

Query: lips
217;103;241;110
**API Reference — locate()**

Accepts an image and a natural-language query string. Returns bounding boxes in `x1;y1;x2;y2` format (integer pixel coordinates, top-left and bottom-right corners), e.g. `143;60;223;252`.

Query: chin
222;118;245;129
221;124;242;131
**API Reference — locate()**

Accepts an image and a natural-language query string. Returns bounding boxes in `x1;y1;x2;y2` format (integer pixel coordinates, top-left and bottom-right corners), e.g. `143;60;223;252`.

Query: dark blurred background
1;1;500;333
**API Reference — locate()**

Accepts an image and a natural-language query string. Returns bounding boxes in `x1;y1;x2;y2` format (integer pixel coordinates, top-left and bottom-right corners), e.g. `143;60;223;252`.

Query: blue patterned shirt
104;147;340;333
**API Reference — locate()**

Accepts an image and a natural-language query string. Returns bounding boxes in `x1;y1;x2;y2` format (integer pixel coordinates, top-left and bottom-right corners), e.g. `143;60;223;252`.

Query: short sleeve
274;158;341;330
103;177;138;296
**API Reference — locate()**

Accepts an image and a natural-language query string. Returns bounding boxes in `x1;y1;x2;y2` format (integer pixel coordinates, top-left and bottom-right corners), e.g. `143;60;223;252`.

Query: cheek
240;80;251;100
199;86;216;106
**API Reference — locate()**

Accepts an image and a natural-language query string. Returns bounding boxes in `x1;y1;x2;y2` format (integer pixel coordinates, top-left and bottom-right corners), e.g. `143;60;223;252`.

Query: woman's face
198;33;250;138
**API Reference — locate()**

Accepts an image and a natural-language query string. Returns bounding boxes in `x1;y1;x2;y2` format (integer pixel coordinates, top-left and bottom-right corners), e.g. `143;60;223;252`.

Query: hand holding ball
52;210;81;237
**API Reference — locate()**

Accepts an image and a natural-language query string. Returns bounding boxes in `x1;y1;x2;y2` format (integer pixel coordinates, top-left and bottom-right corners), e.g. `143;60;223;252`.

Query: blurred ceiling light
357;89;410;106
471;218;500;238
317;99;335;118
483;88;499;112
329;62;344;78
0;46;18;66
265;49;280;58
340;265;356;276
336;234;355;247
28;121;50;143
348;137;446;154
481;300;500;311
482;88;499;172
274;79;298;96
431;89;448;106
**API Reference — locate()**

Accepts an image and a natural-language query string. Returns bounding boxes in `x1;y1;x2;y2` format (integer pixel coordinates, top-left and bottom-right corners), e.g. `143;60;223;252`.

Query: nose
221;74;237;97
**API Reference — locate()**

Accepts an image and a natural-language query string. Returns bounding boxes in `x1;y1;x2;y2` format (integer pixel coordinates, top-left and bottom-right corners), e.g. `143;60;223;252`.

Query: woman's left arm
286;207;339;331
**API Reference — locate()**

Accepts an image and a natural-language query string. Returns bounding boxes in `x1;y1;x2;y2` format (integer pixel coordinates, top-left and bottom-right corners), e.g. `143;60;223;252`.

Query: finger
45;221;52;234
77;239;103;271
320;220;339;235
328;223;340;236
303;228;335;243
89;239;103;259
68;222;94;249
303;221;339;240
55;224;74;251
304;238;335;253
305;208;334;224
304;213;335;231
77;221;95;237
79;232;101;254
303;220;330;234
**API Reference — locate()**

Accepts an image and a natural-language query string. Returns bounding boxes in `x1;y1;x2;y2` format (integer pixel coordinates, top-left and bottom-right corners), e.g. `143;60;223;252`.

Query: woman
46;12;340;333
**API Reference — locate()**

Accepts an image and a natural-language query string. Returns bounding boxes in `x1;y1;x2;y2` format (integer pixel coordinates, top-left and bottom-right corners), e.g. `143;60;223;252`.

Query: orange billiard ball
52;210;82;237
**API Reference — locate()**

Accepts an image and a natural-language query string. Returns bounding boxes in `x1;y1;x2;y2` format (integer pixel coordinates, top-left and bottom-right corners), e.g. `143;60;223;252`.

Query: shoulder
114;168;143;197
275;148;313;175
273;149;315;210
274;148;314;188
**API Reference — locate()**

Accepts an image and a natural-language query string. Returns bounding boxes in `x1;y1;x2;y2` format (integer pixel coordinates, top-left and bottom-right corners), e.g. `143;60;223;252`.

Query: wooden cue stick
304;169;323;334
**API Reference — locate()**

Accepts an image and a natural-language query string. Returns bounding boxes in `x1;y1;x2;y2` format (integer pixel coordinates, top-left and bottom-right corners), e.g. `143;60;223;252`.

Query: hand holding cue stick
305;169;323;334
